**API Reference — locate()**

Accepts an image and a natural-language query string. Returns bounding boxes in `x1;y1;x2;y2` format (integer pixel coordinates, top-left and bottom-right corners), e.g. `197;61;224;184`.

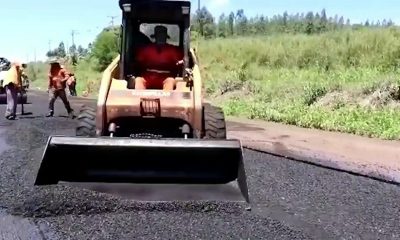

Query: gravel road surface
0;90;399;240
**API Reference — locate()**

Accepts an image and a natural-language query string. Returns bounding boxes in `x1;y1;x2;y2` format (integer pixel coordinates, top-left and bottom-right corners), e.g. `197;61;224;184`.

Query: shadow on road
66;182;246;203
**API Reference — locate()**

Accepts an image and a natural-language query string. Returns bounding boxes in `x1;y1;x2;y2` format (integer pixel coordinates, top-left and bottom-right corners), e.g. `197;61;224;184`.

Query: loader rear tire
76;105;96;137
203;103;227;139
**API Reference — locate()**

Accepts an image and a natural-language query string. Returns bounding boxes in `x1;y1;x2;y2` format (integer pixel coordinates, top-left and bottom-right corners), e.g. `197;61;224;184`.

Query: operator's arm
171;46;184;75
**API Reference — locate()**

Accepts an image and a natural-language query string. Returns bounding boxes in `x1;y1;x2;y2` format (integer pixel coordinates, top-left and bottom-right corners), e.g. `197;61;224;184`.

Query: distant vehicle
0;57;11;72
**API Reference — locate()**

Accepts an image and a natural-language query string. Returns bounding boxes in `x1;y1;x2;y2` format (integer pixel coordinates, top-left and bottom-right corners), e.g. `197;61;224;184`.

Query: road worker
3;61;23;120
46;60;74;118
131;25;184;90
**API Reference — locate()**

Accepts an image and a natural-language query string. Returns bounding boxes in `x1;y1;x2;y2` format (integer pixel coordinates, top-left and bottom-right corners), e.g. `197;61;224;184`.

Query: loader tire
203;103;227;139
76;106;96;137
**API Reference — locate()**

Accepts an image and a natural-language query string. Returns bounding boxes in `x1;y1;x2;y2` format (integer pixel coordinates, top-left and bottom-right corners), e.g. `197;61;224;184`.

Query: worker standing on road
3;62;23;120
46;60;74;118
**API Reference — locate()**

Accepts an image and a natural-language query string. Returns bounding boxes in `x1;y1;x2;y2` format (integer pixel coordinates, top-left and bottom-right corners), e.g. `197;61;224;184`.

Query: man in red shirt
132;25;183;90
46;60;74;118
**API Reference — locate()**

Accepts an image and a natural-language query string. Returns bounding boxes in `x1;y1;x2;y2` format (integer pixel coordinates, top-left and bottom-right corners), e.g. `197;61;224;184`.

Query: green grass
195;28;400;140
27;27;400;140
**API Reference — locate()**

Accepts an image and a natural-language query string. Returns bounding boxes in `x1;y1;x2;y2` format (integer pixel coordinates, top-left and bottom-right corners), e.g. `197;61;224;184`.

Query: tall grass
195;27;400;140
196;27;400;71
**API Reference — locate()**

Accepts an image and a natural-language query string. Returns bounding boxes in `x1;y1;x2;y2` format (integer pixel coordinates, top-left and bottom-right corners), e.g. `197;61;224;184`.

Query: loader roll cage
118;0;192;82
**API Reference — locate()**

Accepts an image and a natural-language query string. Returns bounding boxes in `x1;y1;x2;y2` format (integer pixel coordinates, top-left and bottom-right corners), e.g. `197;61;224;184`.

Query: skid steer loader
34;0;250;204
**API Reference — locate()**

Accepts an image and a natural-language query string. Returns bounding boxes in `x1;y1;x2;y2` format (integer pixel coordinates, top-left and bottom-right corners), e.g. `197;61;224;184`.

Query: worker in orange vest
131;25;183;90
46;60;74;118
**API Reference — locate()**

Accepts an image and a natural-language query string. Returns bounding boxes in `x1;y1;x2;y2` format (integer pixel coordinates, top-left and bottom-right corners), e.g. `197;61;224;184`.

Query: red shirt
48;68;67;90
135;43;183;87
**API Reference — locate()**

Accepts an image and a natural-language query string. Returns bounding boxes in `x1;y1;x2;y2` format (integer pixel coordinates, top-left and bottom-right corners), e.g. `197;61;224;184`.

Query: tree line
44;8;396;70
46;42;91;65
191;7;395;38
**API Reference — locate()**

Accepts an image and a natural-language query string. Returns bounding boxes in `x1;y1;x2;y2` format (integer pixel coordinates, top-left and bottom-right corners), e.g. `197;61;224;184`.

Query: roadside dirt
227;116;400;184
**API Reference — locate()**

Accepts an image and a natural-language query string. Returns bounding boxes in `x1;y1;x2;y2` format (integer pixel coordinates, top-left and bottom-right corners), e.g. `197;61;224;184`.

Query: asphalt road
0;90;399;240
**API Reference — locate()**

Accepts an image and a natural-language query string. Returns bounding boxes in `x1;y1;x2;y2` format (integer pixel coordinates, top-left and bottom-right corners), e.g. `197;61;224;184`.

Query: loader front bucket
34;136;250;203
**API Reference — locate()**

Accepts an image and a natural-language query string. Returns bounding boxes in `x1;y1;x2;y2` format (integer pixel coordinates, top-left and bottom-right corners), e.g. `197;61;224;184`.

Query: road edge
238;139;400;185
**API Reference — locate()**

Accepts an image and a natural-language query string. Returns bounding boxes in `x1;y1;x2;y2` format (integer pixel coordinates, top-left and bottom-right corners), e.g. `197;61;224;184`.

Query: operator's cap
150;25;170;39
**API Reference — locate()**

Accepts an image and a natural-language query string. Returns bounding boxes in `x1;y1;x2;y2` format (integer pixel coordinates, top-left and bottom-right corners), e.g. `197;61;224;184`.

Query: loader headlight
122;3;131;12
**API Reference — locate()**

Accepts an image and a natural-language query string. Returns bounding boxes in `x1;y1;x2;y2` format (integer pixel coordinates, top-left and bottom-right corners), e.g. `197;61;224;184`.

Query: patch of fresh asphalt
0;91;399;239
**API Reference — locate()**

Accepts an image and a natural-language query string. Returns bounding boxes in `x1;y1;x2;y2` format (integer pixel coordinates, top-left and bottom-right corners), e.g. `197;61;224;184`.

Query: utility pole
107;16;118;27
71;30;79;46
70;30;79;65
48;40;52;51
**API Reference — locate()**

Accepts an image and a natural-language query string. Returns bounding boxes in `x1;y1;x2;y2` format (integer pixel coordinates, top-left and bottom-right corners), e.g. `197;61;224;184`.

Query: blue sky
0;0;399;62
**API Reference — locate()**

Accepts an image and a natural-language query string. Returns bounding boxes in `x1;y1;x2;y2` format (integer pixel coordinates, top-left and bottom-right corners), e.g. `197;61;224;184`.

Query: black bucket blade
34;136;250;202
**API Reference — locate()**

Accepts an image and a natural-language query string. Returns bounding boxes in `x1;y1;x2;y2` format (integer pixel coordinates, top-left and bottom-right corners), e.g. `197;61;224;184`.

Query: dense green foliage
90;27;120;71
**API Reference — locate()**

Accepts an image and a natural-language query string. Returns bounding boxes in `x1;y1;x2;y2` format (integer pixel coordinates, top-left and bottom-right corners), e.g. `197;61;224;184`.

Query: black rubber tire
203;103;227;139
76;105;96;137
